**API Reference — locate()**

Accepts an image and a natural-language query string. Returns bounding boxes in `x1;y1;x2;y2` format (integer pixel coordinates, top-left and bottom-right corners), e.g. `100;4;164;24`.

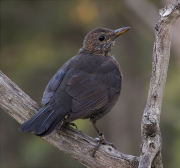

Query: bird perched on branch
19;27;130;156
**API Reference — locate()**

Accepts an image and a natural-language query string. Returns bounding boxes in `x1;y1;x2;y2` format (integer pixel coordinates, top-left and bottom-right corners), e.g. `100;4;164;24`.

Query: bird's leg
91;121;116;157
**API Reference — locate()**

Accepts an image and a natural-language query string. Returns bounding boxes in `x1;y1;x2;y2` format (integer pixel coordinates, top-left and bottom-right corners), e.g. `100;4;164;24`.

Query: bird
19;27;130;156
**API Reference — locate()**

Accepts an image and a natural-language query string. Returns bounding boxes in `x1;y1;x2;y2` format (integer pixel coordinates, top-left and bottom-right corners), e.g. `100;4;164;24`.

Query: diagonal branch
0;70;139;168
139;1;180;168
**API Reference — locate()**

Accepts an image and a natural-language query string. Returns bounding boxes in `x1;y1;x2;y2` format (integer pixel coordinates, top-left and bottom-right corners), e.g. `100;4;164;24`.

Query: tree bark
139;1;180;168
0;1;179;168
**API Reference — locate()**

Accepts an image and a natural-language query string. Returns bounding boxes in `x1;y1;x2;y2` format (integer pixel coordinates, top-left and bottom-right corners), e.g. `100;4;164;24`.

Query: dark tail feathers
19;105;68;136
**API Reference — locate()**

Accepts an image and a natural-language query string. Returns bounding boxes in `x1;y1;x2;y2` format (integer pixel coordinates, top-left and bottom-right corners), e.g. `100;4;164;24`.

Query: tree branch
139;1;180;168
0;70;139;168
0;1;179;168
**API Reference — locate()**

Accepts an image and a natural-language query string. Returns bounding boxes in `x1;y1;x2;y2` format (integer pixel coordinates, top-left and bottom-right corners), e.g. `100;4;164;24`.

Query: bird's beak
107;27;131;42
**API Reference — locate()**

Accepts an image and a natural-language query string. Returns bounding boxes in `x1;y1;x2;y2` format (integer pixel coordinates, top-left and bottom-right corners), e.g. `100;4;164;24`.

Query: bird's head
79;27;130;56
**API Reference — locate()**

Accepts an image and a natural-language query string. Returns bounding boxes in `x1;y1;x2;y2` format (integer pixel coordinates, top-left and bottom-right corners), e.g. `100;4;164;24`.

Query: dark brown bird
19;27;130;156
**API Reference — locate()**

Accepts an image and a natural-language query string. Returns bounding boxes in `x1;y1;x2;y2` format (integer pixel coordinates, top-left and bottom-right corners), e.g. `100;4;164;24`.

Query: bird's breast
71;54;122;76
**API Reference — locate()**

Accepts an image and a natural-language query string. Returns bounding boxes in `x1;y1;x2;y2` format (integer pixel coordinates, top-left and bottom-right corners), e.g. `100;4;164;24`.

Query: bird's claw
57;119;66;136
95;137;100;141
92;133;116;157
67;122;78;129
57;120;78;136
93;138;101;158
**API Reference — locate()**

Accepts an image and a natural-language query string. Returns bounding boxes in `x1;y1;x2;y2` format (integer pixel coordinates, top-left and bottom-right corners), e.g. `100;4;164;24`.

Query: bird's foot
66;122;78;129
92;133;116;157
57;119;66;136
57;120;78;136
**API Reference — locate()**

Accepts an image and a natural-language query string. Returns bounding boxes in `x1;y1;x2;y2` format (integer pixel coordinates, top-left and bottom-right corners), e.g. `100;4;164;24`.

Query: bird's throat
78;47;110;57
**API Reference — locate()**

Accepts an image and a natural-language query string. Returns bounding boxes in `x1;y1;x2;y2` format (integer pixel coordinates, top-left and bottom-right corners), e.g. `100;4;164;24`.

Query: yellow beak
107;27;131;42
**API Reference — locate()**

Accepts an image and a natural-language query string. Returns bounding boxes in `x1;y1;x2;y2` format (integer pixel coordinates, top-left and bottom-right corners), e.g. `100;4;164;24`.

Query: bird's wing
66;70;121;119
42;59;71;105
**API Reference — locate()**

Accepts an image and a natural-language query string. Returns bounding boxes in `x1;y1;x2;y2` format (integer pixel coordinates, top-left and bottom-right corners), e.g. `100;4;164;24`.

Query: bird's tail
19;104;68;137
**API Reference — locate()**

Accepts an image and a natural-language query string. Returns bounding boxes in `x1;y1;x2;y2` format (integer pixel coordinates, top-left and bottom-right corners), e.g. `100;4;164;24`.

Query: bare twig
139;1;180;168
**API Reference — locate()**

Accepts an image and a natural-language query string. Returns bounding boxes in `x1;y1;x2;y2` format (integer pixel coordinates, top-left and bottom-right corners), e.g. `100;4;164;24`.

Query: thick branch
139;1;180;168
0;70;139;168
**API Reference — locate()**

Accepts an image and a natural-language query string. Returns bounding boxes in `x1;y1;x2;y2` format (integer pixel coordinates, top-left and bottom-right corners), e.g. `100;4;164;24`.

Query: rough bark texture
139;1;180;168
0;1;179;168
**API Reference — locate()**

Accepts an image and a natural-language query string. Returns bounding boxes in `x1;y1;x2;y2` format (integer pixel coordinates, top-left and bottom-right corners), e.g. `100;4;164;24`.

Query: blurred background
1;0;180;167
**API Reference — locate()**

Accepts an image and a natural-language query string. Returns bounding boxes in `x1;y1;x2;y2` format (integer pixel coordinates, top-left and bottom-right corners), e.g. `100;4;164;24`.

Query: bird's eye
98;35;105;41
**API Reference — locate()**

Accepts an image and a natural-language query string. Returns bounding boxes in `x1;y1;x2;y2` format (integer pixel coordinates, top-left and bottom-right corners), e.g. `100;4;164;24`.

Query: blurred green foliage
1;1;180;168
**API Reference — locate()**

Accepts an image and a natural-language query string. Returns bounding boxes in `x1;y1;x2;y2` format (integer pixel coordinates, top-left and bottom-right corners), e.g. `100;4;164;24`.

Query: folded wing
66;70;121;120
